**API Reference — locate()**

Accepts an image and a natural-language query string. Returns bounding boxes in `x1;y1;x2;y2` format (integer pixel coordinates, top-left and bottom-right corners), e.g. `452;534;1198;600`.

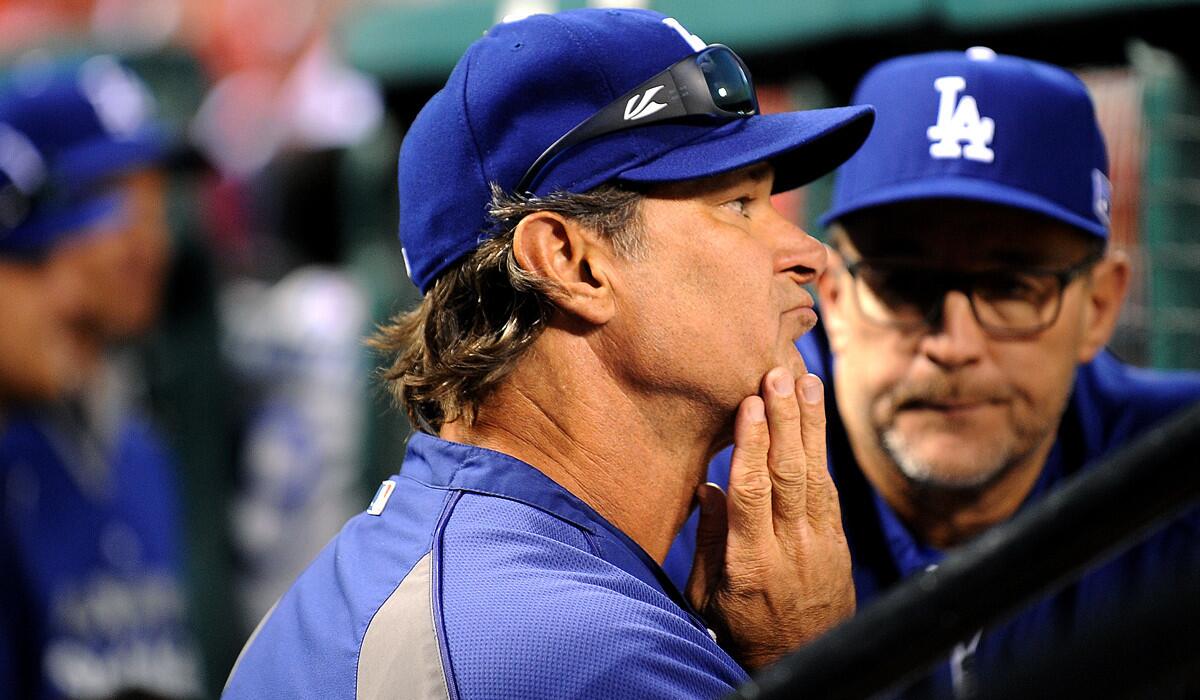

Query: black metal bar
728;398;1200;700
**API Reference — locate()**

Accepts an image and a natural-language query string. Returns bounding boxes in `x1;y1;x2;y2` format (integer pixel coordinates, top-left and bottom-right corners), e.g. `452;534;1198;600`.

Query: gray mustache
887;379;1012;410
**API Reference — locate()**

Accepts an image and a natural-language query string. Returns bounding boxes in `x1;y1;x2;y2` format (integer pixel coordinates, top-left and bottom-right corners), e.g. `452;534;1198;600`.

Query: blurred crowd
0;1;411;698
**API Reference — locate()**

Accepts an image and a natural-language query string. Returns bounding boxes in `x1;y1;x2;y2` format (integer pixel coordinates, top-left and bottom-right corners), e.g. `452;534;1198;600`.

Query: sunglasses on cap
517;44;759;193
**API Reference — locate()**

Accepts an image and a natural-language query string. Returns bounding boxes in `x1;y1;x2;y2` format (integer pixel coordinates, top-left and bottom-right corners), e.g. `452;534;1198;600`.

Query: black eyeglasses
516;44;758;193
841;251;1104;339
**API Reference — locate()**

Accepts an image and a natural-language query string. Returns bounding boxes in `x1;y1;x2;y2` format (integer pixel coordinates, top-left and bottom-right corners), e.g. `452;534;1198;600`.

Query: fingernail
801;373;823;404
746;398;765;422
770;368;794;396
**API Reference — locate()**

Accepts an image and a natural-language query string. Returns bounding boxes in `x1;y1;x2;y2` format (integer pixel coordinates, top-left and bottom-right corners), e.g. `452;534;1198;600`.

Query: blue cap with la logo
821;48;1111;238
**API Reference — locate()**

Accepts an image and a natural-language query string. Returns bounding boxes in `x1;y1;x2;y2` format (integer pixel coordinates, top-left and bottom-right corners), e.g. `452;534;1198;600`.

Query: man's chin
882;430;1012;491
899;462;1006;491
780;346;809;378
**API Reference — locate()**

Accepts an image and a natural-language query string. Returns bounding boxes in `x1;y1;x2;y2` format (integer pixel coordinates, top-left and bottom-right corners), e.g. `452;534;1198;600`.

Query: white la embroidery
927;76;995;163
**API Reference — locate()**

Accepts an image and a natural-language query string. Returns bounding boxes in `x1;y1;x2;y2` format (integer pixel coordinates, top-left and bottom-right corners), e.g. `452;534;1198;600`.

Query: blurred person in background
0;56;202;700
0;0;431;690
183;0;386;638
671;49;1200;698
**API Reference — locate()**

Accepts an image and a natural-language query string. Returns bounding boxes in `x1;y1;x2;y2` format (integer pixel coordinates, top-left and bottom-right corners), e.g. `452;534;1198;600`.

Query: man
0;87;126;697
0;57;202;700
670;48;1200;697
224;8;874;699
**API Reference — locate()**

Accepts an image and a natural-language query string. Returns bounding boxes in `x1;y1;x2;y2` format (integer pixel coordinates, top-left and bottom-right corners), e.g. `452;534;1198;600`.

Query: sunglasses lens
696;48;756;115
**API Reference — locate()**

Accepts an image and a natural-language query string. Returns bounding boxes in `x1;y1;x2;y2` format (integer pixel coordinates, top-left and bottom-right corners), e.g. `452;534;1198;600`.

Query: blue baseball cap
821;48;1110;239
398;8;875;293
0;55;164;259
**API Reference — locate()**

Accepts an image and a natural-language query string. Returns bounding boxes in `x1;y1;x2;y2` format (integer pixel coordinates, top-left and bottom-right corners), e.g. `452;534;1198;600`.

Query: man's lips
784;304;818;336
784;289;816;317
898;398;1005;415
786;288;815;312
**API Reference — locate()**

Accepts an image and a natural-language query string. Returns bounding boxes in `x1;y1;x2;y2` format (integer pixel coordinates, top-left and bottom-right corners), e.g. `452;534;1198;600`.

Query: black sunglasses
516;44;759;193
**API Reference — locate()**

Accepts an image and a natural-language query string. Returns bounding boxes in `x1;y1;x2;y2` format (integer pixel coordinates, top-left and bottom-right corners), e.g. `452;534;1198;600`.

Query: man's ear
512;211;616;325
816;246;851;352
1077;250;1131;363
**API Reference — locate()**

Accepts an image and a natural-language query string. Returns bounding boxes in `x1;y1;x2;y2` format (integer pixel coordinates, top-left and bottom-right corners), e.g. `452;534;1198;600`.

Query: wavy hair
371;184;644;432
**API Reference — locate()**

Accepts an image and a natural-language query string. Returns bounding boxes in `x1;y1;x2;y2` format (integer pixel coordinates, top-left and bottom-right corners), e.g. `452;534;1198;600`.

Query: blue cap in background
0;55;165;259
821;48;1110;239
398;8;875;293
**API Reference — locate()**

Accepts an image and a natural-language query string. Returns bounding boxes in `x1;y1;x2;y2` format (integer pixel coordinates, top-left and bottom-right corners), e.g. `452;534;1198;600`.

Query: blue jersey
666;320;1200;697
0;407;201;700
224;432;747;699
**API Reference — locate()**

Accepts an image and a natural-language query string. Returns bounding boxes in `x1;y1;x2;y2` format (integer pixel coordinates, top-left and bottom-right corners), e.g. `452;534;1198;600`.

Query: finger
726;395;772;553
686;482;728;611
763;367;808;525
798;373;836;527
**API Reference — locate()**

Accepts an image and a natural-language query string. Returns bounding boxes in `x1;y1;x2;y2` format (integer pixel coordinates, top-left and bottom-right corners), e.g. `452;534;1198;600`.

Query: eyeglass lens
697;49;756;115
853;266;1063;333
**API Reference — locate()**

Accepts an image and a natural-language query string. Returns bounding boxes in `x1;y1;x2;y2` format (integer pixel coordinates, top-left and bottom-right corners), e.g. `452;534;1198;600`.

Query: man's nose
773;216;828;282
919;290;986;369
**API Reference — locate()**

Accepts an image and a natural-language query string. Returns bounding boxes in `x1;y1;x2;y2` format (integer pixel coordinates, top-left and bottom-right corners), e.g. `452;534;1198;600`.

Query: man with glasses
224;9;875;699
673;49;1200;697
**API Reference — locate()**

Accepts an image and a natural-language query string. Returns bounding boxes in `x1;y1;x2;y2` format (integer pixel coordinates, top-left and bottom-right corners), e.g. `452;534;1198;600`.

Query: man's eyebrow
708;163;773;193
982;250;1052;267
853;246;1056;268
744;163;772;183
655;162;774;199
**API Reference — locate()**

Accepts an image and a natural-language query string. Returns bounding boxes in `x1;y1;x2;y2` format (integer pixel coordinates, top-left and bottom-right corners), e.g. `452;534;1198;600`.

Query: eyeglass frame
838;249;1106;339
516;44;759;194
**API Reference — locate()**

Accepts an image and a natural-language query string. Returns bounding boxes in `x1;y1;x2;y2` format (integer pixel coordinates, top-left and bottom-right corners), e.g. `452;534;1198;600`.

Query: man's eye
723;197;751;217
978;272;1054;304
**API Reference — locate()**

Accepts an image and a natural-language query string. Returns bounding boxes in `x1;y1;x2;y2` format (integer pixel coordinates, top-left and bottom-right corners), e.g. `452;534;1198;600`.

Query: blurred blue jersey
0;407;201;700
666;320;1200;698
224;432;747;699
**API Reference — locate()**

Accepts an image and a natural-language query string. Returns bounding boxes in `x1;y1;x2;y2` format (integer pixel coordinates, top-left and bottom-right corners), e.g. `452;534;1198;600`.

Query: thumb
686;482;728;611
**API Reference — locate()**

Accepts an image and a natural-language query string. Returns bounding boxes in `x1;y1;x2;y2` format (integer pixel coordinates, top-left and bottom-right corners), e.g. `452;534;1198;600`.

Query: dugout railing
728;399;1200;700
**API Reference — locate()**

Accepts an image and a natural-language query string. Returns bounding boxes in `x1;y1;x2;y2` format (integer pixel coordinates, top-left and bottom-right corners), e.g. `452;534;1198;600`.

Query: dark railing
728;399;1200;700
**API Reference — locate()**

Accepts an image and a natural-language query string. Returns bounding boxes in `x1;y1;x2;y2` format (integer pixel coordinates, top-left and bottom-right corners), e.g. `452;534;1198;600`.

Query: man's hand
686;367;854;671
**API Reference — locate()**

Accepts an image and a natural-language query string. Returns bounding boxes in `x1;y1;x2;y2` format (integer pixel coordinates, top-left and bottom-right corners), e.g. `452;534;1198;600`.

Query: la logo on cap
927;76;995;163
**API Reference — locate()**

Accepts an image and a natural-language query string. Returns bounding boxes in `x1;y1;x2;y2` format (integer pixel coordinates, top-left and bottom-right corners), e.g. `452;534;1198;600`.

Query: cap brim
0;194;122;259
819;176;1108;237
617;105;875;194
56;131;167;190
